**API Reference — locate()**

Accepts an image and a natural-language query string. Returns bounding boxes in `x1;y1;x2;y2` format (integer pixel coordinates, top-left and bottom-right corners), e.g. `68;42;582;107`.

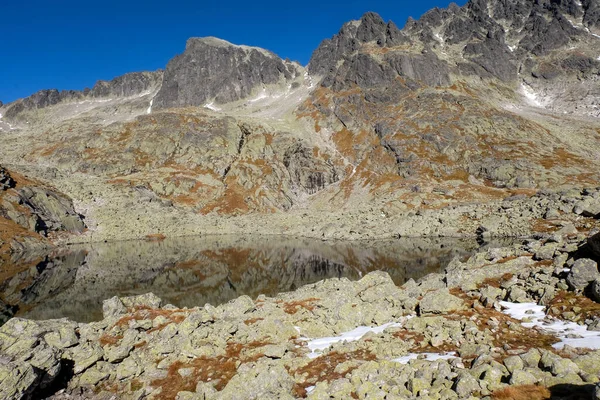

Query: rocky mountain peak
307;12;409;77
152;37;301;109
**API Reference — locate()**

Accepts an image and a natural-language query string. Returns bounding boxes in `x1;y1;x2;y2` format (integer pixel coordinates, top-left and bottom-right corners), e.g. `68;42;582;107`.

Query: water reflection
0;235;519;323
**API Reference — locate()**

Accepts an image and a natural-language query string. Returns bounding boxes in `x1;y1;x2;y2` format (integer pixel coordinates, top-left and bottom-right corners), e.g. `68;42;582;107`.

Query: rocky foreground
2;230;600;399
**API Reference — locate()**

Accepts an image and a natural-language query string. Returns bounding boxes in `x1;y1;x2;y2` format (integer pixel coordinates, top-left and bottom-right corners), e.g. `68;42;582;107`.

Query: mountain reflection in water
1;235;519;323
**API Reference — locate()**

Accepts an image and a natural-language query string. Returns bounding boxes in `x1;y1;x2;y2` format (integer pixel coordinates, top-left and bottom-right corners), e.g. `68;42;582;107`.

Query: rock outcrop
153;37;301;109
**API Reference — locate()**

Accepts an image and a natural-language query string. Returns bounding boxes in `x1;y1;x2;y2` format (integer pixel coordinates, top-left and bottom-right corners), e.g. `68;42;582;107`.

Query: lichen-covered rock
0;362;39;399
567;258;599;290
419;289;465;315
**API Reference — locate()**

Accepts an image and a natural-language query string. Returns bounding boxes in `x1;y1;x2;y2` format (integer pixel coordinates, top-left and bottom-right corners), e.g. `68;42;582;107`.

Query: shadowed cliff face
5;235;508;323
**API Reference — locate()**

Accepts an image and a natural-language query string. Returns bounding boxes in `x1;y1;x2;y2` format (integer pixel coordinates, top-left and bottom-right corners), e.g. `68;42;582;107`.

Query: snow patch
204;102;221;112
248;89;269;103
500;301;600;350
305;321;408;359
147;98;154;114
521;83;543;107
393;352;458;364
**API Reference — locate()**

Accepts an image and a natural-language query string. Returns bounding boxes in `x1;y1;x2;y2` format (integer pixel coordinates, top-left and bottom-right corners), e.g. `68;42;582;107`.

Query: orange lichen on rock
282;297;321;314
291;350;377;398
151;340;271;400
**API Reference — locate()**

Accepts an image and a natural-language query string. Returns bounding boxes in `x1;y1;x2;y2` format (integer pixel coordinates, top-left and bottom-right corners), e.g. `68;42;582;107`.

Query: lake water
0;235;517;323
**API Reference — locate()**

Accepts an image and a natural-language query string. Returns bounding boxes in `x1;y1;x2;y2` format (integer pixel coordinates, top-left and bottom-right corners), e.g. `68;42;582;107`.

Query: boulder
566;259;599;291
419;289;466;315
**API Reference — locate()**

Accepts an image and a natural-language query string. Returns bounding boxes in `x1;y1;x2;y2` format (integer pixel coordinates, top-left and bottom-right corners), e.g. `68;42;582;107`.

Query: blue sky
1;0;466;103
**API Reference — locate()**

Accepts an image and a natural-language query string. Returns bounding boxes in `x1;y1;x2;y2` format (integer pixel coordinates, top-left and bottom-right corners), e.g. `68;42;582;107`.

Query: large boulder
419;288;466;315
567;258;600;291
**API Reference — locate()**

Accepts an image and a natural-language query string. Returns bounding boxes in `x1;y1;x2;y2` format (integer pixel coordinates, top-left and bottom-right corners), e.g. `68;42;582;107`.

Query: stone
419;289;465;315
67;342;104;374
44;325;79;349
121;293;163;309
103;296;127;319
454;371;480;397
566;258;599;290
79;367;109;386
503;355;524;374
510;369;538;385
0;362;39;399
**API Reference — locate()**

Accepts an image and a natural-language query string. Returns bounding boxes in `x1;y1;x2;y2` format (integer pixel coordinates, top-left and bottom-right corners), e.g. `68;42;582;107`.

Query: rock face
153;37;301;109
3;71;162;120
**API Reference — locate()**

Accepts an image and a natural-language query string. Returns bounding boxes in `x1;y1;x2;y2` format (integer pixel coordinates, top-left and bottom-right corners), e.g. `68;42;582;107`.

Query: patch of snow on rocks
500;301;600;350
306;321;404;359
521;83;544;107
393;352;458;364
248;89;269;103
204;102;221;112
147;98;154;114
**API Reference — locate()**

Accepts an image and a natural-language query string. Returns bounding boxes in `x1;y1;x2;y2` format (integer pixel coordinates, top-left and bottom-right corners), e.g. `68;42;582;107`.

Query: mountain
0;0;599;247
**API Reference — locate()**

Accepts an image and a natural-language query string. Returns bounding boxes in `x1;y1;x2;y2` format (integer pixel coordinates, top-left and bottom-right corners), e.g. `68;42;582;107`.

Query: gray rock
454;371;480;397
121;293;163;309
154;37;298;109
0;362;39;399
503;355;524;374
102;296;127;319
419;289;465;315
510;369;538;385
567;258;599;290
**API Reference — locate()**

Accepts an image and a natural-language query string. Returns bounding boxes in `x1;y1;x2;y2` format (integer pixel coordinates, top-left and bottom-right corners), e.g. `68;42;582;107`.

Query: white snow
204;102;221;112
306;321;405;359
147;98;154;114
499;301;600;350
521;83;543;107
393;352;458;364
248;90;269;103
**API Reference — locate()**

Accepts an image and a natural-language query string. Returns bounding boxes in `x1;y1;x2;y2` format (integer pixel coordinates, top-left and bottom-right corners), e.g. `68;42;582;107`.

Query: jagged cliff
0;0;599;243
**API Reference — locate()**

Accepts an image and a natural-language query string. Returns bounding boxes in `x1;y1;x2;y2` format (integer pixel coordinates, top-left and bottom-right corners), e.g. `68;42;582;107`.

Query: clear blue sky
1;0;466;103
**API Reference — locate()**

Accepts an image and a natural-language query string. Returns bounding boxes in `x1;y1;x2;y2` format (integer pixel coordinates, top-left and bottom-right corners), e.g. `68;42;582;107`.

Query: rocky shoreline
2;229;600;399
